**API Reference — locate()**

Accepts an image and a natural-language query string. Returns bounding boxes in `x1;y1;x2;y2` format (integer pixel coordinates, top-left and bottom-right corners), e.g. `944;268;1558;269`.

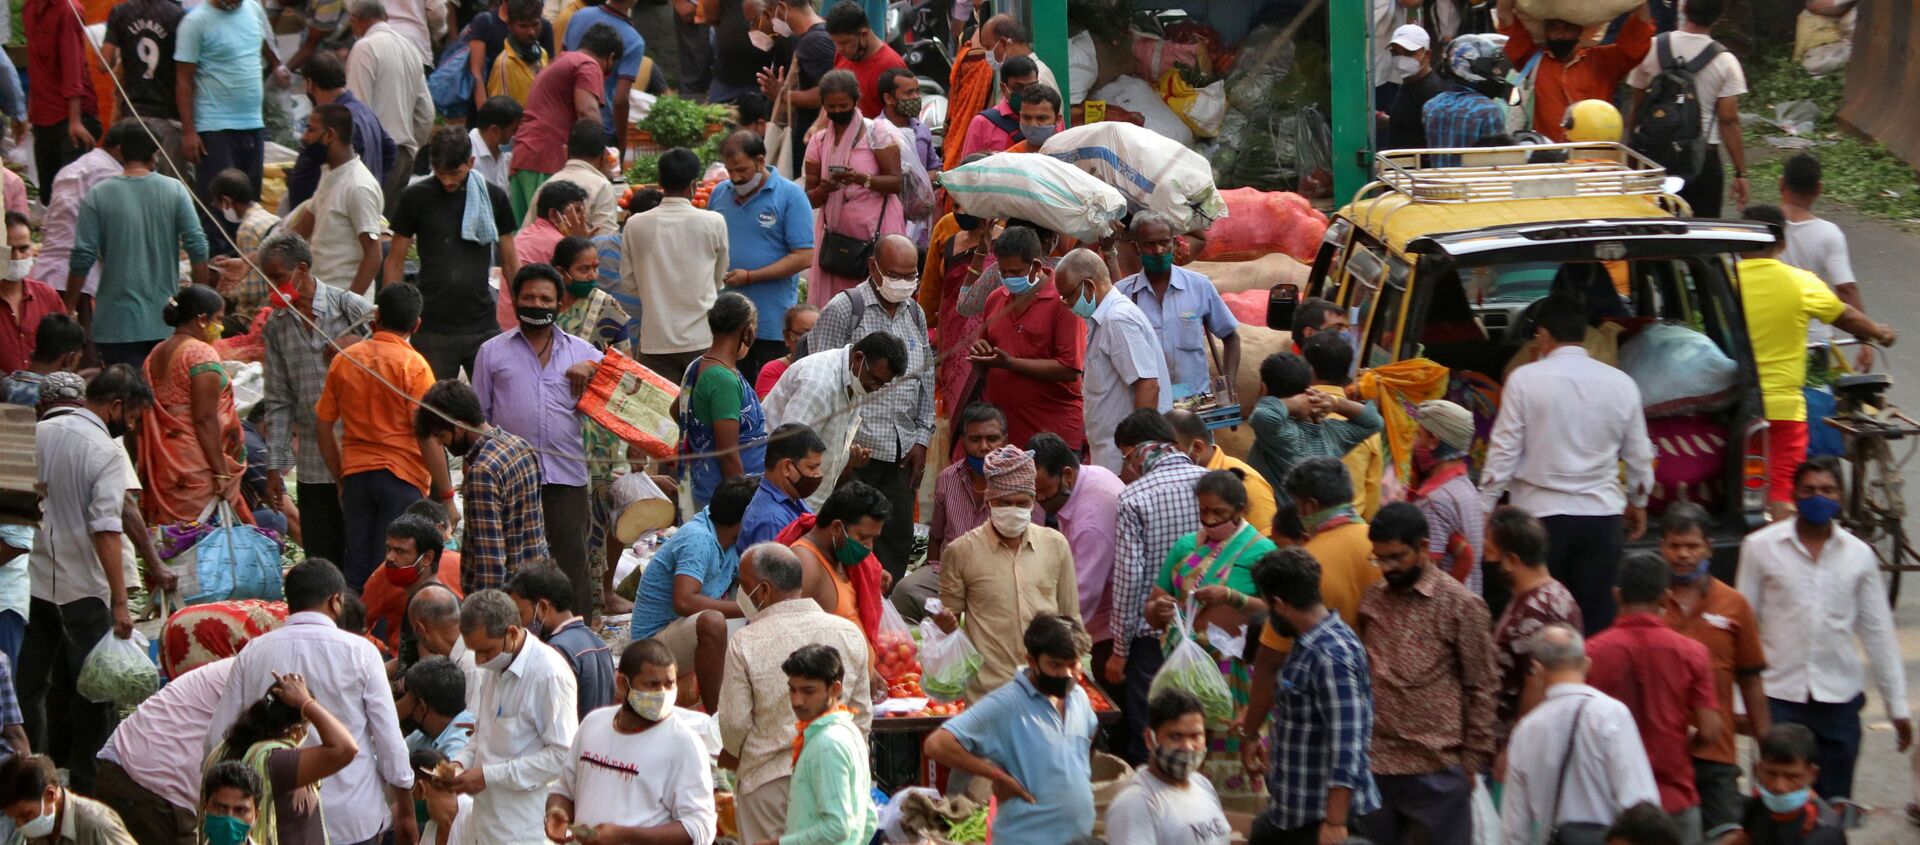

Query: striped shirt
805;283;934;463
262;284;373;481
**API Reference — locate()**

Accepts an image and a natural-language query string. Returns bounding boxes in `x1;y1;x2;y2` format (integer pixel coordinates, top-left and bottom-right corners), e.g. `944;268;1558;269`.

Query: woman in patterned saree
139;284;251;524
1145;468;1278;801
552;236;636;615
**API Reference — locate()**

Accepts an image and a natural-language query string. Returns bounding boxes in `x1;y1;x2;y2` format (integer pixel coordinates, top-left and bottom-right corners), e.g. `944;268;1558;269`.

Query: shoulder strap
841;287;866;327
979;107;1023;137
1547;698;1592;828
1684;41;1725;74
1656;33;1677;72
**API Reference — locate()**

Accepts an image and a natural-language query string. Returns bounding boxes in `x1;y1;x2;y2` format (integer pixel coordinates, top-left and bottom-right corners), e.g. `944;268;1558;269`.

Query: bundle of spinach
638;96;712;148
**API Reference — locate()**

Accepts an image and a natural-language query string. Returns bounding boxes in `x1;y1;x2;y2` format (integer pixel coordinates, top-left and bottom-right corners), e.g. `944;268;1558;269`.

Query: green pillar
865;0;887;33
1328;0;1373;203
1029;0;1069;123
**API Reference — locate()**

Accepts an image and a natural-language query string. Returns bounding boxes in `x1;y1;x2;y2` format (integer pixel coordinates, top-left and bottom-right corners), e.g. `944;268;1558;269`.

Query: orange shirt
1500;14;1653;141
362;552;464;653
1661;577;1766;766
793;537;861;628
315;331;437;493
1259;521;1382;654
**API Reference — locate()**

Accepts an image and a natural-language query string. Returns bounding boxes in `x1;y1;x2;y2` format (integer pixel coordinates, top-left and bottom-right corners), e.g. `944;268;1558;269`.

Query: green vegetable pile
945;807;989;844
1740;53;1920;223
637;96;733;149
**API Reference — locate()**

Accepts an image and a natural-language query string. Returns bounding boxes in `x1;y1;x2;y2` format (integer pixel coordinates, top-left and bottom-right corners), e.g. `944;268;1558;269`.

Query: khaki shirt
939;523;1080;701
31;791;135;845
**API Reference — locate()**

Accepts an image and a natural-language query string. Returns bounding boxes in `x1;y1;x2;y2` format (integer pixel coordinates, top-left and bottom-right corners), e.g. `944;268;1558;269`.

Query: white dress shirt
619;196;729;355
99;658;237;811
455;637;580;845
1501;684;1660;845
27;147;119;295
1735;519;1911;720
345;22;435;153
1479;346;1654;517
469;129;512;191
205;613;416;844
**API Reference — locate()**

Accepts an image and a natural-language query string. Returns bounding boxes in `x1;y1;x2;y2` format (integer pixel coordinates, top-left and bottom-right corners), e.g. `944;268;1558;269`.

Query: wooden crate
0;404;38;526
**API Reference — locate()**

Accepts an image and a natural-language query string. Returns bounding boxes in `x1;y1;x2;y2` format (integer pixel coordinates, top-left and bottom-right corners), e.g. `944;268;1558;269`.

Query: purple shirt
1047;463;1125;644
471;328;604;487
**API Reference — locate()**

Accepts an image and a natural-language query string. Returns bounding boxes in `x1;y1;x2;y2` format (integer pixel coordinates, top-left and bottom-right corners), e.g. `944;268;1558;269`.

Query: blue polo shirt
1115;264;1240;400
736;475;809;553
563;6;645;135
943;671;1097;844
710;170;816;339
630;510;739;639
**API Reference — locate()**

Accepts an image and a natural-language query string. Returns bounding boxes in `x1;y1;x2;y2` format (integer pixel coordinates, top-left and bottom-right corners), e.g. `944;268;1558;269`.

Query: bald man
1054;247;1168;473
803;234;934;578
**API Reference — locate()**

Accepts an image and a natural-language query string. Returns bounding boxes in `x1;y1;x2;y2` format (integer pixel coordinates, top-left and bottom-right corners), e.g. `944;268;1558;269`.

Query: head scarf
983;445;1036;500
1415;399;1475;454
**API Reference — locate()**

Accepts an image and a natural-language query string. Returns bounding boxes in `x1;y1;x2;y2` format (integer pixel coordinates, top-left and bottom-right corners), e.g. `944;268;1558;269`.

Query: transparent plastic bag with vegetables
876;599;924;696
1148;601;1234;723
917;599;982;703
76;629;159;708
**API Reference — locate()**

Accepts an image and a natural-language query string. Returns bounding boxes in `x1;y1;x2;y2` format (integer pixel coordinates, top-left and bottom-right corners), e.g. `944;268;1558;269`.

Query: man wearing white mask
1385;24;1446;150
715;544;871;844
442;589;578;845
544;639;716;845
802;234;933;582
929;445;1079;702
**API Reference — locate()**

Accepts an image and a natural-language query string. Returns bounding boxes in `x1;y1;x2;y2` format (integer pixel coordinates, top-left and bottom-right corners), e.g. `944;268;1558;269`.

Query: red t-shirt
1586;613;1718;813
0;280;71;374
980;281;1087;451
511;52;605;175
835;44;908;119
25;0;99;127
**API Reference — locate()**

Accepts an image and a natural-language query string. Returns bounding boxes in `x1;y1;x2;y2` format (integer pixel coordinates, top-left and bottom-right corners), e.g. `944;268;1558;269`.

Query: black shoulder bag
1548;699;1608;845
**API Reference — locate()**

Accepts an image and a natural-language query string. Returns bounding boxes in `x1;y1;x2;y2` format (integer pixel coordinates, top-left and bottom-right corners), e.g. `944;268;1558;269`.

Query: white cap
1391;24;1431;52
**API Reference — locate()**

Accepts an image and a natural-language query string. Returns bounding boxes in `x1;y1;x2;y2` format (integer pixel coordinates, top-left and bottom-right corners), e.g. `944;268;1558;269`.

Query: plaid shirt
0;651;19;763
1110;453;1206;653
459;427;551;593
262;285;373;481
225;206;282;314
805;282;934;462
1267;611;1379;829
762;346;866;511
1422;87;1507;164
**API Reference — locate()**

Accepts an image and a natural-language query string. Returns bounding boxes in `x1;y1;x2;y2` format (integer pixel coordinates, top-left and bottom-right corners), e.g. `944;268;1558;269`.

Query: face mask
828;109;855;127
789;464;824;499
18;796;54;839
1759;785;1811;815
736;582;767;620
1007;92;1024;112
748;29;774;51
566;278;596;298
732;170;766;196
1546;38;1577;60
202;815;252;845
1149;741;1205;783
1020;123;1057;148
4;258;31;281
771;15;792;36
1796;494;1842;526
964;455;986;475
1670;559;1710;586
1201;518;1239;545
221;205;243;225
389;554;428;587
516;305;557;329
269;280;299;310
877;273;918;303
1140;252;1175;275
892;96;922;119
476;630;519;672
1070;283;1098;319
990;505;1031;537
204;320;225;343
1392;55;1421;78
1029;667;1071;698
849;361;871;397
526;613;547;641
1002;265;1039;296
833;527;870;565
626;687;673;722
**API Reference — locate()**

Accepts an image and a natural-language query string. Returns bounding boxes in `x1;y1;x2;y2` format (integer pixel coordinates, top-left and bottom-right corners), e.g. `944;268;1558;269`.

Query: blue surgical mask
1796;494;1842;526
965;455;986;474
1759;785;1811;815
1670;559;1710;586
1070;284;1098;319
1002;262;1038;296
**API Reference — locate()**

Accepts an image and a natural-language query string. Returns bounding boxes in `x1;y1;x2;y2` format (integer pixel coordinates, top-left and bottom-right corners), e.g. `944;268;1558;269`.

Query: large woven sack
942;152;1128;242
1514;0;1641;26
1039;121;1227;233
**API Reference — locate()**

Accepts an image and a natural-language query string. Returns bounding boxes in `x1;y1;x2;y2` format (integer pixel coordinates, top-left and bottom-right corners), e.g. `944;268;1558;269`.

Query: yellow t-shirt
1206;448;1279;542
1737;257;1846;422
1312;384;1383;518
1258;521;1381;654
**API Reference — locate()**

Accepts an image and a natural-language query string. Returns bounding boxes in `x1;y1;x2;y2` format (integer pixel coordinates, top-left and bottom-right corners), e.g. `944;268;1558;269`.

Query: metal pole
1028;0;1069;123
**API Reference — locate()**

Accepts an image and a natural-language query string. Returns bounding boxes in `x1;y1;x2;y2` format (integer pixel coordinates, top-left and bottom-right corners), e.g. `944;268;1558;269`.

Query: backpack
1629;33;1725;180
429;23;480;119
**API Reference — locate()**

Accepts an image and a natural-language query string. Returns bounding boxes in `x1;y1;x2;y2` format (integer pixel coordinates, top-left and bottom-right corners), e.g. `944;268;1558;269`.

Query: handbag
163;500;283;607
817;116;893;279
1547;699;1608;845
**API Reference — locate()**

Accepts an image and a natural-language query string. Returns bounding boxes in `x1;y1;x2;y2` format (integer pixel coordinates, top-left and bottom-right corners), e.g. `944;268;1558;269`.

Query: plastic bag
164;501;285;606
918;609;983;703
875;600;923;691
76;629;159;708
941;152;1128;243
1470;774;1499;845
1155;68;1227;139
1616;323;1739;416
1148;603;1234;723
1294;104;1334;199
1039;121;1226;233
875;120;934;223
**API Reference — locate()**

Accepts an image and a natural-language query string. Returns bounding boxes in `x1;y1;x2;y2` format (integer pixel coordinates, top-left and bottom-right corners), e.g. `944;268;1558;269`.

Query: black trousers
341;469;425;592
1250;815;1322;845
20;596;116;792
1540;513;1623;634
1679;145;1726;218
1121;634;1165;765
297;481;347;566
543;484;593;615
414;328;500;381
32;115;101;205
850;458;915;581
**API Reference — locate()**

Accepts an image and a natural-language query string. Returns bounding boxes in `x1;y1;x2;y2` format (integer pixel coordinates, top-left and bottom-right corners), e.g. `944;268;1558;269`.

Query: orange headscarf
943;45;997;173
1352;358;1451;486
792;705;853;763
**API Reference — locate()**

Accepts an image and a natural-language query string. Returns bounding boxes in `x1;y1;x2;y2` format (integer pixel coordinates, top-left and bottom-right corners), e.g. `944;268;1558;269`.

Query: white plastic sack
1146;603;1234;723
76;629;159;708
1617;323;1739;416
917;600;983;702
1186;80;1228;138
941;153;1127;243
1514;0;1641;27
1091;75;1194;147
1470;775;1499;845
1040;121;1228;233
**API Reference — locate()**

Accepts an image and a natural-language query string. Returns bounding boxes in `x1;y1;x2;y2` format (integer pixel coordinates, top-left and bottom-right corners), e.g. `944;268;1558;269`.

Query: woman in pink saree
803;70;905;307
139;284;250;525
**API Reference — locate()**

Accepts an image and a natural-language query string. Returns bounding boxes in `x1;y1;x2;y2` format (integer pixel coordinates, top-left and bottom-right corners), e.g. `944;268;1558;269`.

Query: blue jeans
194;128;265;252
0;609;23;674
1769;695;1865;800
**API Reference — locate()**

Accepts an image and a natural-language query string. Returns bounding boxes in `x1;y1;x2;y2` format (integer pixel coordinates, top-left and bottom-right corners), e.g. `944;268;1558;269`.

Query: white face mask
736;583;764;620
1392;55;1421;79
748;29;774;51
990;505;1031;537
4;258;31;282
627;687;673;722
474;629;519;672
771;15;792;37
221;205;243;225
18;795;54;839
876;273;919;304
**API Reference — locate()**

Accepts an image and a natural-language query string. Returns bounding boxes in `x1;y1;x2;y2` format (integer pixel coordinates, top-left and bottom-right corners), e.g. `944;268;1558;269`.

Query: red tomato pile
875;630;923;687
1078;674;1117;712
880;699;969;718
694;175;724;208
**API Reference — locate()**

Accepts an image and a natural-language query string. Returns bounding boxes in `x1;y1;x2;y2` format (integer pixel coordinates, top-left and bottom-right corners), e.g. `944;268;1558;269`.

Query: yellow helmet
1562;99;1623;143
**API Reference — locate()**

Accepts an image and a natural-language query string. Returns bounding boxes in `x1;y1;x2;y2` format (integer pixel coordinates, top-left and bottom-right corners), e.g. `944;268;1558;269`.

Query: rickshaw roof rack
1370;142;1671;204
